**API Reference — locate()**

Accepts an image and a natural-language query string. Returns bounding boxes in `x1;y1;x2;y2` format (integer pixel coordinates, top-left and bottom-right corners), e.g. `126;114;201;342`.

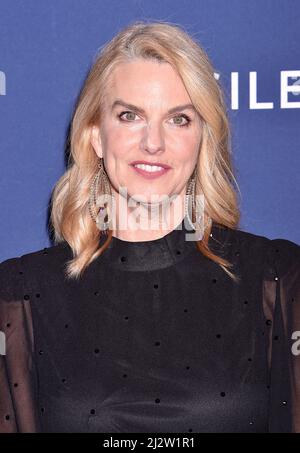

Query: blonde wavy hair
50;20;241;282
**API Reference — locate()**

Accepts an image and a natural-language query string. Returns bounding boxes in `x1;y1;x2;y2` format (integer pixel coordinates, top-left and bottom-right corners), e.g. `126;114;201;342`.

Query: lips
130;160;171;169
130;162;171;179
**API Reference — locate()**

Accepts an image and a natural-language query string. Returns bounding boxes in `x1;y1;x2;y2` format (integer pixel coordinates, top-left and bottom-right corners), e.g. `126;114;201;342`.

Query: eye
118;111;138;122
117;111;192;127
170;114;191;127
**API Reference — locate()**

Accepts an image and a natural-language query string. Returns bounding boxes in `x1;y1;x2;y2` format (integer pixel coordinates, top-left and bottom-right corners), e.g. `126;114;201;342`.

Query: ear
90;125;103;159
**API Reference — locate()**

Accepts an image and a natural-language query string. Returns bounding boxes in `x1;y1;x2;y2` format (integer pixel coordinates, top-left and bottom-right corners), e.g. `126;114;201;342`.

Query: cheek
174;133;200;163
104;125;138;159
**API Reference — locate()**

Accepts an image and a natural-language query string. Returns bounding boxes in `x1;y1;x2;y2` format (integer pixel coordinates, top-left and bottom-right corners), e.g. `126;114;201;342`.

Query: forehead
105;59;192;107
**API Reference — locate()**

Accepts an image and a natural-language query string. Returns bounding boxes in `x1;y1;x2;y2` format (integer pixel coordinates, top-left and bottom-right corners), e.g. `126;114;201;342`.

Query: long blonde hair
50;20;241;282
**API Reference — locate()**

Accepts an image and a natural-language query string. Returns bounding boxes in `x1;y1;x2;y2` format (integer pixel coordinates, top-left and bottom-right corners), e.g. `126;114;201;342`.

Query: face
91;59;202;211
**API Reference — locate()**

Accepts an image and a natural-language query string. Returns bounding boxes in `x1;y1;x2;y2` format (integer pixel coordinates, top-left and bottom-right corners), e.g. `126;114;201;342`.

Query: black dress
0;217;300;433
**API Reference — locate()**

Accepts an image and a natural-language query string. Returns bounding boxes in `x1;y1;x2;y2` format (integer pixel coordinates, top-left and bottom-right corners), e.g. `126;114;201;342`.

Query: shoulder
17;241;72;273
211;223;271;263
0;242;72;301
0;241;71;274
218;224;300;278
0;255;24;301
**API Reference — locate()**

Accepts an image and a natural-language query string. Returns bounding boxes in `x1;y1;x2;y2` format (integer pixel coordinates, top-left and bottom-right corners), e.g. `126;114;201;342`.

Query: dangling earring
88;158;114;232
184;169;212;237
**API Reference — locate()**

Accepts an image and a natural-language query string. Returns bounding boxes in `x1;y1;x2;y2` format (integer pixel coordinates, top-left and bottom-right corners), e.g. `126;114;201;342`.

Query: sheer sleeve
0;256;40;433
263;238;300;433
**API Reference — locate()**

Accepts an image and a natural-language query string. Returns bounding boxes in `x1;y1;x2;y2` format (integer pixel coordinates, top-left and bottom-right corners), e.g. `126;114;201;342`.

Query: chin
134;189;169;202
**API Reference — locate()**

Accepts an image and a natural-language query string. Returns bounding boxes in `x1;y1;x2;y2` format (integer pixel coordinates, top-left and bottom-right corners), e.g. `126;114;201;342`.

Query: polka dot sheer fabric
0;218;299;433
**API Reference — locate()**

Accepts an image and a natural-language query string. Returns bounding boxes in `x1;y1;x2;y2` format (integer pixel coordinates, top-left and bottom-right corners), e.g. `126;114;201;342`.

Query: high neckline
98;216;220;271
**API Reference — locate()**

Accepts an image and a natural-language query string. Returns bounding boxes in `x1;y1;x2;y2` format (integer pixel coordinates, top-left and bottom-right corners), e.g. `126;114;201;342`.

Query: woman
0;21;299;433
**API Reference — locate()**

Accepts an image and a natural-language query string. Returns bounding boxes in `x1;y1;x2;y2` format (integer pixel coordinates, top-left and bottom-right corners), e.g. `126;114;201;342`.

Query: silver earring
88;158;114;232
184;171;212;235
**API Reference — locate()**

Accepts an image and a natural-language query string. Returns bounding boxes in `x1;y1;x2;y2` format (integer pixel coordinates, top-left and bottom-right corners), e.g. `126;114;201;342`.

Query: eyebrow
111;99;196;115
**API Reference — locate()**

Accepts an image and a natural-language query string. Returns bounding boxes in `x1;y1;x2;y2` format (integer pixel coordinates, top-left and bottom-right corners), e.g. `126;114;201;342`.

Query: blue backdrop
0;0;299;261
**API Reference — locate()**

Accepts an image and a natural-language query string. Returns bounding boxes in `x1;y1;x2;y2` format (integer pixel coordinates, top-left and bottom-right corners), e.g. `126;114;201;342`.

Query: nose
140;121;165;154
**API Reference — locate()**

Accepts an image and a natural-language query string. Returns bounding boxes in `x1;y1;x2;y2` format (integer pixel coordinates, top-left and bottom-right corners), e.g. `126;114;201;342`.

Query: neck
110;189;186;242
